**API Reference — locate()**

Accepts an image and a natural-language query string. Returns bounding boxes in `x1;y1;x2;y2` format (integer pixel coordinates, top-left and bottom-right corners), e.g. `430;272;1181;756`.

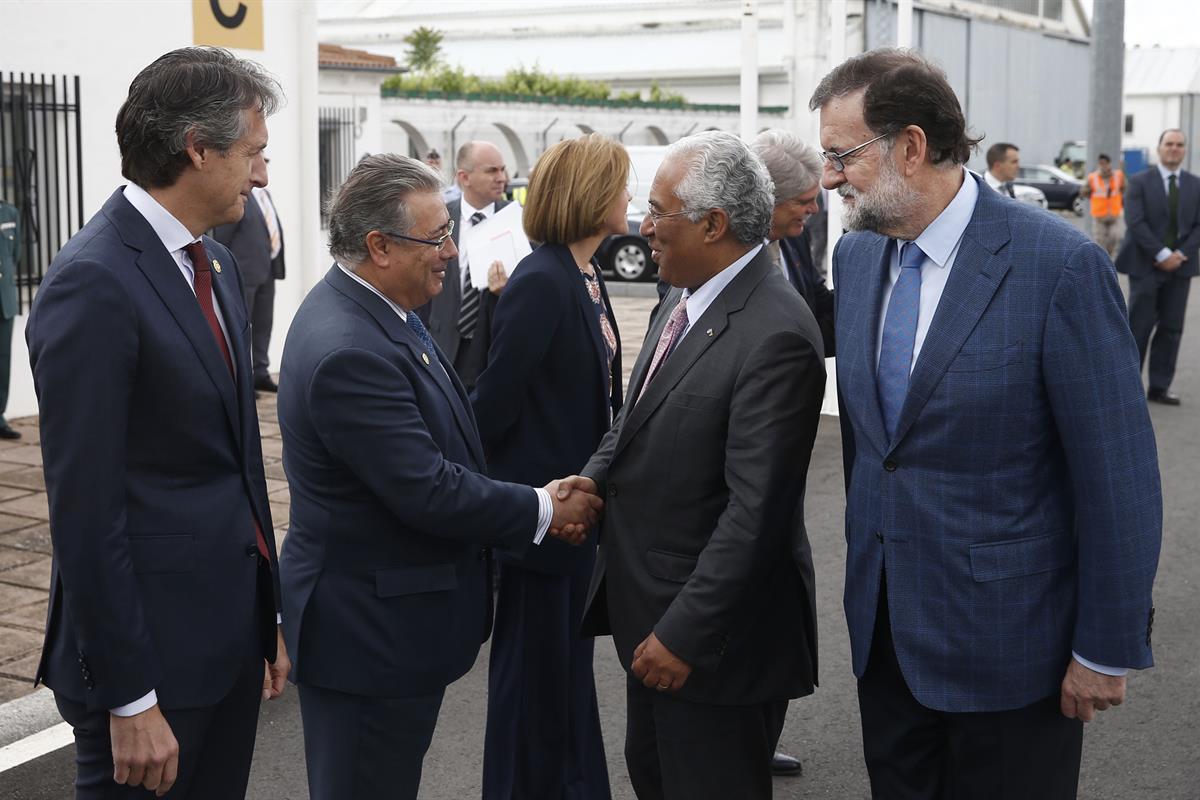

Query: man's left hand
263;626;290;701
631;632;692;692
1060;658;1125;722
487;261;508;295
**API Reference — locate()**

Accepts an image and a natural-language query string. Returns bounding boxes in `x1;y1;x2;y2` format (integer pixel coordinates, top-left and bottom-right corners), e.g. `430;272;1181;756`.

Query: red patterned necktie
183;239;271;562
637;294;688;403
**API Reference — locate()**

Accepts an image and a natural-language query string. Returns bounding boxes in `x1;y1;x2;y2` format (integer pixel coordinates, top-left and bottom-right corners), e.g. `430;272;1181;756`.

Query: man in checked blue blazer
812;50;1162;798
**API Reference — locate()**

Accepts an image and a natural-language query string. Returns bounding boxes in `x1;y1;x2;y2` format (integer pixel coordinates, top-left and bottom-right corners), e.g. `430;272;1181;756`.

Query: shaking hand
543;475;602;544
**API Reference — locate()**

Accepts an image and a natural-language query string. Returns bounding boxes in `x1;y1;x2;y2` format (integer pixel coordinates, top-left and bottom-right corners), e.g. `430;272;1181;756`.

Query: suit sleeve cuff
532;488;551;545
277;613;282;625
1155;247;1173;263
1072;652;1128;677
110;690;158;717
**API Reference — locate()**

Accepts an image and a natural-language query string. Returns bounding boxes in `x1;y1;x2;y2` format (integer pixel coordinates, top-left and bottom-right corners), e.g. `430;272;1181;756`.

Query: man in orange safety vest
1081;153;1126;258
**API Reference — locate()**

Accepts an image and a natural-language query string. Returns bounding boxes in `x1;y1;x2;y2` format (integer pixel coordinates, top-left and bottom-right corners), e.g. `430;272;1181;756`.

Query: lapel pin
422;353;431;365
212;258;222;274
706;328;714;337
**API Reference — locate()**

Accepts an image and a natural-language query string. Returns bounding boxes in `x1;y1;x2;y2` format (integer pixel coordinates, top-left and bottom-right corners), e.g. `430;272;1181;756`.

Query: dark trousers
624;675;786;800
0;313;12;418
242;279;275;381
54;633;263;800
1128;270;1192;392
482;558;611;800
858;586;1083;800
297;682;445;800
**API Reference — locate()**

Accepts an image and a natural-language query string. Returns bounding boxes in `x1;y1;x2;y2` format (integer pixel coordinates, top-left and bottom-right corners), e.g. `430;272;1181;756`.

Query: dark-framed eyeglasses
381;219;455;250
820;133;890;173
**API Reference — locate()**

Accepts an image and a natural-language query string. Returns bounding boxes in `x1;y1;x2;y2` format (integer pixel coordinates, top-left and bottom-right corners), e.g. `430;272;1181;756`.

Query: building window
319;107;358;228
1124;114;1134;134
1;73;84;313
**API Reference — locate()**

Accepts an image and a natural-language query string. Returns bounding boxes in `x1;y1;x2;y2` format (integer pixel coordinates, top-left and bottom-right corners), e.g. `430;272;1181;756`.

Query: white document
460;202;532;290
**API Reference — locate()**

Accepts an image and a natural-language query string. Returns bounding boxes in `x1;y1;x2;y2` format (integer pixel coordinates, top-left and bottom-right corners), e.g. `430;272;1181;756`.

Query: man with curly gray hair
558;130;828;798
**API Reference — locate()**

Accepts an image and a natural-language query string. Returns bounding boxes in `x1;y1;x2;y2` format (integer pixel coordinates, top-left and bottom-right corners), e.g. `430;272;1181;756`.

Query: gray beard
839;156;922;237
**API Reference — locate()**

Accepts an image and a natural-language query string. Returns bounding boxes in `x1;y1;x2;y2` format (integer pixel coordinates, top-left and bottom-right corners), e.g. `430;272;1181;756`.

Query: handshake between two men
543;474;605;545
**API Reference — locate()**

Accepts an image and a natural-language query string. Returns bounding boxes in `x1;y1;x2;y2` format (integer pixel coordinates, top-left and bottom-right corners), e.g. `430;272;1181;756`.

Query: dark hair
809;48;981;166
1098;153;1112;162
1159;128;1185;145
425;149;441;159
985;142;1018;168
116;47;281;189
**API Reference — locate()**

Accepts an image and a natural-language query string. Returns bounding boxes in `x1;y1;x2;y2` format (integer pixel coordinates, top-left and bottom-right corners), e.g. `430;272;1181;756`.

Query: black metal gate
319;106;357;228
1;73;84;313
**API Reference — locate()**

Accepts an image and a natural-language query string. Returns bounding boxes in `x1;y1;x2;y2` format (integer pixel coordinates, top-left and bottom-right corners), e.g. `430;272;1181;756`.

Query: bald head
456;141;508;208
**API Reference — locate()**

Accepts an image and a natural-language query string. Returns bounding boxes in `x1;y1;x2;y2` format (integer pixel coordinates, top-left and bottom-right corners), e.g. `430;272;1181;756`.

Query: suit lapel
889;186;1012;449
107;192;242;440
839;235;891;455
549;245;611;418
613;251;770;460
325;266;486;466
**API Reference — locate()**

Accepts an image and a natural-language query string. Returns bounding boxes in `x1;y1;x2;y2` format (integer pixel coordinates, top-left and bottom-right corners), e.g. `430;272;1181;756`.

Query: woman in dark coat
473;133;629;799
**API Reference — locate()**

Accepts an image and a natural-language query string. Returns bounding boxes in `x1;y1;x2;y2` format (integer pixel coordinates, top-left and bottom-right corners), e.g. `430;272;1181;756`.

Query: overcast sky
1079;0;1200;49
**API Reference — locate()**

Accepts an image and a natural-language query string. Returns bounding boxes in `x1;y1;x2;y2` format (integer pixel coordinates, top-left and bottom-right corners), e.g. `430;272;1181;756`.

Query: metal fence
319;106;357;228
1;73;84;313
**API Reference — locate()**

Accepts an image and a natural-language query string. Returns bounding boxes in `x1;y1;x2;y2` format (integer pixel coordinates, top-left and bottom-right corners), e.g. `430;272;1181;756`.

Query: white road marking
0;722;73;773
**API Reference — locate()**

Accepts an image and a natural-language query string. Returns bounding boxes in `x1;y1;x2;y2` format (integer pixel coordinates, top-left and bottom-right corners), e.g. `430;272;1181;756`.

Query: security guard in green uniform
0;201;21;439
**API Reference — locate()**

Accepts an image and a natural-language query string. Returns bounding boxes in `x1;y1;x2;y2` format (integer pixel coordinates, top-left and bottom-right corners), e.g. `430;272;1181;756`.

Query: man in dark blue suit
1115;129;1200;405
276;153;602;800
813;49;1162;798
27;48;289;798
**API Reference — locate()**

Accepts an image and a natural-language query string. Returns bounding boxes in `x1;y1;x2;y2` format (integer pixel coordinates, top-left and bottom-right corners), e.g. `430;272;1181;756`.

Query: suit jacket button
609;485;617;497
875;531;884;543
883;459;897;472
246;544;259;557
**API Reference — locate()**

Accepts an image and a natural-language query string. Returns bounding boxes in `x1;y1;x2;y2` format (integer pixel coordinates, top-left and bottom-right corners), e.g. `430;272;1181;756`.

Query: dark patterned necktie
1166;174;1179;250
406;311;440;366
457;210;488;337
182;239;271;562
877;242;924;439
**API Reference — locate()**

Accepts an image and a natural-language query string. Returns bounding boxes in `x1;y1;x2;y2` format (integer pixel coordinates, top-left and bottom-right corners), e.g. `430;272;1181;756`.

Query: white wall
1123;95;1181;162
0;0;319;419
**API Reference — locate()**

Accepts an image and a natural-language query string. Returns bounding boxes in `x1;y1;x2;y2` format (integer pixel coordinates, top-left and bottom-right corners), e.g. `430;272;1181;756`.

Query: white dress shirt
1154;163;1183;264
336;264;552;544
873;170;1124;678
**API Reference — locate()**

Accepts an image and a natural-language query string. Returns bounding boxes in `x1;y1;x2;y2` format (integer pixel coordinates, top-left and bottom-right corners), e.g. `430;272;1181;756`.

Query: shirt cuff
111;690;158;717
276;613;282;625
1155;247;1174;263
532;488;552;545
1072;652;1128;677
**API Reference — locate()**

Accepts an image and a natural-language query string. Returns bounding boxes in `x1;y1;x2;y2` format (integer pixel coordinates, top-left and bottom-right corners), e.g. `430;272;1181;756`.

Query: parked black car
1016;165;1085;215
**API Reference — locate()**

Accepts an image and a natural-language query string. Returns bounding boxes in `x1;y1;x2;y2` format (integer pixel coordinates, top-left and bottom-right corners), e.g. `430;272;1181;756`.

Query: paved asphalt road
3;232;1199;798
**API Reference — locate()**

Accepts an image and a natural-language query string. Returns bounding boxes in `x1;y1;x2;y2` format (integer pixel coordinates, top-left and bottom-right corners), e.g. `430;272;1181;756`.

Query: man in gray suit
417;140;509;390
213;161;285;392
561;131;826;799
1115;128;1200;405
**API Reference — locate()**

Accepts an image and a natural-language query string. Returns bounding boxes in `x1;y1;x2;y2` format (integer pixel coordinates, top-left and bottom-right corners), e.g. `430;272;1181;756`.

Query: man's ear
898;125;928;177
183;130;207;171
365;231;392;267
702;208;731;243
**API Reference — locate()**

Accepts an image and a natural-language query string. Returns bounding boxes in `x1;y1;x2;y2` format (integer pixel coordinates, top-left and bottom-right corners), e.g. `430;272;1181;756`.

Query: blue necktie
878;241;924;439
406;312;440;366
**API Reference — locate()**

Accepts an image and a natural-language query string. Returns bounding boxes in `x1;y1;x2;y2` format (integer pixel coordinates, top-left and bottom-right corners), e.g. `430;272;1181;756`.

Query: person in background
473;132;626;800
213;158;286;394
754;128;835;359
983;141;1020;197
1081;153;1126;259
0;198;20;439
1115;129;1200;405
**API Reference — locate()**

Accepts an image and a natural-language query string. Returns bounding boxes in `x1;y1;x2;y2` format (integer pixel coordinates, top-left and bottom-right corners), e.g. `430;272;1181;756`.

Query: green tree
403;26;444;72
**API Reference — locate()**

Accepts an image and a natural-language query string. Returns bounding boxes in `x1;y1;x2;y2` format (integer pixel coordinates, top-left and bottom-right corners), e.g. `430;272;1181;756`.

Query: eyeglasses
820;133;890;172
381;219;455;251
646;207;694;224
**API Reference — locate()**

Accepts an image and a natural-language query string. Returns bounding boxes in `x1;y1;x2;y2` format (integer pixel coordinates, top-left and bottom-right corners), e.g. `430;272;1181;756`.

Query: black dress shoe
771;751;803;776
1147;388;1181;406
254;376;278;393
0;421;20;440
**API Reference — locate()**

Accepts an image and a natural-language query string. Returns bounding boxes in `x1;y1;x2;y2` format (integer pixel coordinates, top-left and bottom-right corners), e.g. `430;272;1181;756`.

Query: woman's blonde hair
523;134;630;245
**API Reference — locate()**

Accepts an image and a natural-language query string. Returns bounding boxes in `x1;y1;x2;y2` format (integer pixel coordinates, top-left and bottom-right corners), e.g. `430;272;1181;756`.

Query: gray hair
327;153;444;266
751;129;823;201
116;47;281;188
665;131;775;245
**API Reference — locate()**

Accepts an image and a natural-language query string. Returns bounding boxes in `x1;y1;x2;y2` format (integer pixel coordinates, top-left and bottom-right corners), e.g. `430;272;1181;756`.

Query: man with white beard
812;48;1161;800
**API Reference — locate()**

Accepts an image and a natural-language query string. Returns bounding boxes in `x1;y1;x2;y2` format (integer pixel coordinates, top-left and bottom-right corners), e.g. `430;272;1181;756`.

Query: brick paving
0;293;661;708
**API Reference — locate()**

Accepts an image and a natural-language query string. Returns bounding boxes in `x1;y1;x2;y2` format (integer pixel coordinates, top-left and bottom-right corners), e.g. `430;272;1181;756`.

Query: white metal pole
897;0;914;48
783;0;797;132
297;1;322;291
739;0;759;140
825;0;847;282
